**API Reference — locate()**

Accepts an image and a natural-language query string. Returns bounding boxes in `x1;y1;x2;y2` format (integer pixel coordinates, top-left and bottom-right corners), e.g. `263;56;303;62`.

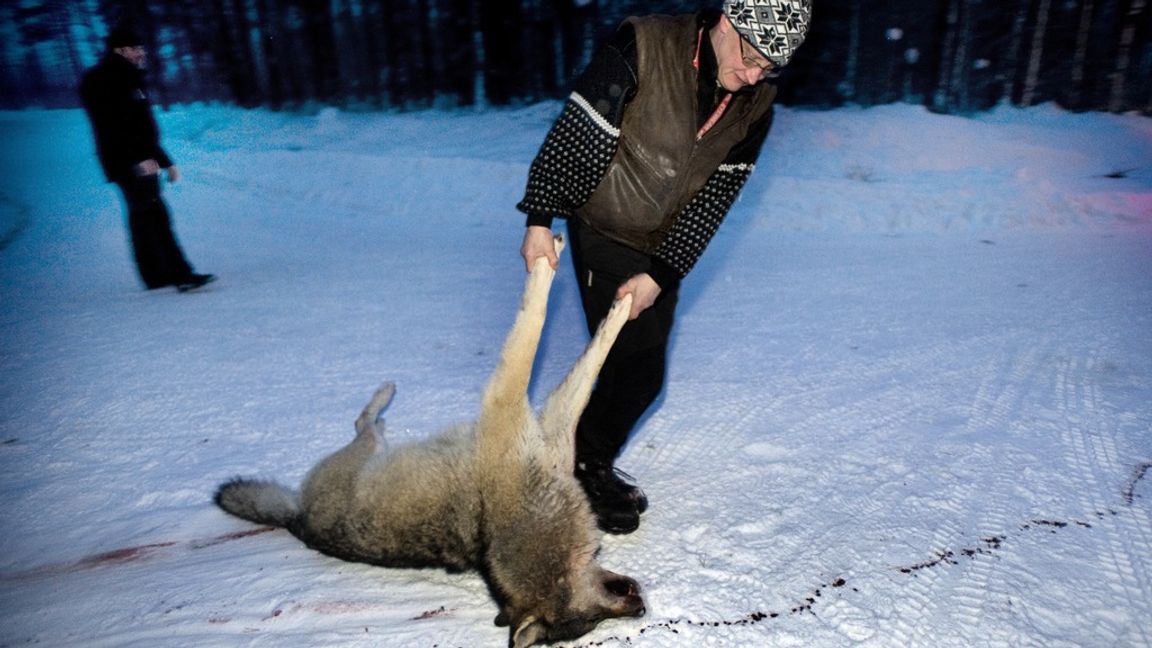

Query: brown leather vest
575;14;777;253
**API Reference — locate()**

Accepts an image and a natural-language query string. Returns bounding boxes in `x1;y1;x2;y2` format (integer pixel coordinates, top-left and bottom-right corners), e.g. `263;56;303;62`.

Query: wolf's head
500;565;645;647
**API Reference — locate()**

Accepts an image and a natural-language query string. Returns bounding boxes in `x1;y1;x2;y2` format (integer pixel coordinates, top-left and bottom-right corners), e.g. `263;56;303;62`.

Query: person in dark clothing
80;25;214;292
517;0;812;534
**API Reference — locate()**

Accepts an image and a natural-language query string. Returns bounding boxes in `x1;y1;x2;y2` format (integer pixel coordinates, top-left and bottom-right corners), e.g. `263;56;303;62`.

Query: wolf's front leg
477;236;565;434
537;292;632;457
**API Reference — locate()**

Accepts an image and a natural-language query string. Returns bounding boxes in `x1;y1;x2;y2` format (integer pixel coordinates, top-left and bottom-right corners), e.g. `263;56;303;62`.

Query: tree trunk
843;0;860;102
256;0;286;108
480;0;522;105
470;0;487;107
1001;0;1031;105
932;0;961;111
209;0;243;105
60;2;87;94
1069;0;1096;109
951;0;973;111
242;0;271;105
1109;0;1146;112
359;0;386;106
303;0;339;104
1021;0;1052;106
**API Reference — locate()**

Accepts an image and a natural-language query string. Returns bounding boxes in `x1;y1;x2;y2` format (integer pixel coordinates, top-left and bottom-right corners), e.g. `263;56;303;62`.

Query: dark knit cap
107;25;143;49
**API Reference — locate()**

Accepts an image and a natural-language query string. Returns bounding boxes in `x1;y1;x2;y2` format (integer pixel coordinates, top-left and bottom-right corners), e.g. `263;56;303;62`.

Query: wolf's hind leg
538;293;632;456
355;382;396;441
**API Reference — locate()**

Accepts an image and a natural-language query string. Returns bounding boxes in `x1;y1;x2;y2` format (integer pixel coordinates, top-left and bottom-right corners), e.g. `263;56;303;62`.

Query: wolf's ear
510;615;547;648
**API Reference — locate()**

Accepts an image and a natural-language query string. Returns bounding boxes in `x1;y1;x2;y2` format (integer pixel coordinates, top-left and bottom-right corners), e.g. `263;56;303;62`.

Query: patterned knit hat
723;0;813;68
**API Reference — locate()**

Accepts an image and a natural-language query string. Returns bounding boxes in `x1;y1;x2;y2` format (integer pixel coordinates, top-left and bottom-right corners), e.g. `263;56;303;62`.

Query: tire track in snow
0;189;31;252
642;330;1022;644
942;341;1054;639
881;340;1046;644
645;326;1151;645
1055;346;1152;645
885;338;1151;645
792;332;1036;641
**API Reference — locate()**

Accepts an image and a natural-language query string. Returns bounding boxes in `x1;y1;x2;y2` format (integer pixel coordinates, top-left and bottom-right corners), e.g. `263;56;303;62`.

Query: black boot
575;460;648;534
176;273;216;292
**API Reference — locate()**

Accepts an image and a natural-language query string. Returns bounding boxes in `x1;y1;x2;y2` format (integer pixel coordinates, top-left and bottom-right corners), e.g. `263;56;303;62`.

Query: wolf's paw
597;294;632;342
526;255;558;301
608;293;632;322
553;233;566;258
528;257;556;281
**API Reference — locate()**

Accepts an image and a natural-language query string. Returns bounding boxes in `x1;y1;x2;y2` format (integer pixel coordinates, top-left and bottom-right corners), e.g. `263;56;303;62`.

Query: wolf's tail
214;478;300;528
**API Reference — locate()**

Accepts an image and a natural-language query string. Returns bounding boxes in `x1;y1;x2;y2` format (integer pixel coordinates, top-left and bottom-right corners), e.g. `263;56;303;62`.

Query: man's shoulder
81;59;104;81
79;57;143;107
79;61;106;99
86;56;137;82
81;58;120;85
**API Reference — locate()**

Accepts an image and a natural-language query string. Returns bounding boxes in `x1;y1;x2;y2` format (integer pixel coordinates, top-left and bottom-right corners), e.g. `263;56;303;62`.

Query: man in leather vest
80;25;215;293
517;0;812;534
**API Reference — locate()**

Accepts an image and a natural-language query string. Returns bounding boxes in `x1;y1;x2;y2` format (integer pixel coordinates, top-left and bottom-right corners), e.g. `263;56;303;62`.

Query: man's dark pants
567;217;678;466
115;175;194;289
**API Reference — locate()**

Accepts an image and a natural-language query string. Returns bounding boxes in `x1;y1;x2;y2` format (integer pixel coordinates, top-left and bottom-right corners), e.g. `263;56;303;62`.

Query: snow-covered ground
0;101;1149;647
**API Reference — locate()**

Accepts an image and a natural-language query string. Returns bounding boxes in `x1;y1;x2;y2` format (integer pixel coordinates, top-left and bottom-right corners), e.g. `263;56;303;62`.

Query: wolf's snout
605;575;640;597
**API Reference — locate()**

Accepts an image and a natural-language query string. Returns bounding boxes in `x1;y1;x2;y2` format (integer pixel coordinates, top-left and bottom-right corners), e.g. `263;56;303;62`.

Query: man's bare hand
133;159;161;176
165;165;180;183
520;225;558;272
616;273;661;320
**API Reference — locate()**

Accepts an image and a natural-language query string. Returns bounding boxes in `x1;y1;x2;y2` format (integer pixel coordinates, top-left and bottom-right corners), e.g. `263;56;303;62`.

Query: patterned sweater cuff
524;212;556;229
648;257;682;292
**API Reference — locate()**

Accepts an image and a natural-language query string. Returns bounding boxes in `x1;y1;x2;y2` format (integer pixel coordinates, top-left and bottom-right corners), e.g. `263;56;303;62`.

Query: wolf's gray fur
215;236;644;647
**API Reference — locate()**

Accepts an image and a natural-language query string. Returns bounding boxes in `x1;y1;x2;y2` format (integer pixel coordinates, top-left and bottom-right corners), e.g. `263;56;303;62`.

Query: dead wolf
214;235;644;647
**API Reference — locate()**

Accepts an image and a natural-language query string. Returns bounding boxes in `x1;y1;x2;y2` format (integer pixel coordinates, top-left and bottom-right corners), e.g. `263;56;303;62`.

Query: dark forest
2;0;1149;115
